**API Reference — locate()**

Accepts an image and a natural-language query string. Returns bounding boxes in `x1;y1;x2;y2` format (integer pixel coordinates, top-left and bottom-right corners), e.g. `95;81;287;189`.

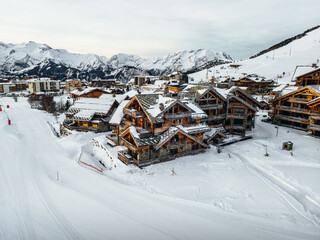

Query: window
155;123;163;128
235;108;245;114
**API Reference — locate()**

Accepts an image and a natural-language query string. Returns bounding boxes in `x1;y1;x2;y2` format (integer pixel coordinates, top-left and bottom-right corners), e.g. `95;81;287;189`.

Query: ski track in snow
0;98;83;240
228;119;320;228
20;107;84;240
234;152;320;227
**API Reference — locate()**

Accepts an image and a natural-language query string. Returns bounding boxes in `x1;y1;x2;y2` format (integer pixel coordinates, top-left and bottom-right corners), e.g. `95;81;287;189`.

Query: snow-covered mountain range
0;41;232;80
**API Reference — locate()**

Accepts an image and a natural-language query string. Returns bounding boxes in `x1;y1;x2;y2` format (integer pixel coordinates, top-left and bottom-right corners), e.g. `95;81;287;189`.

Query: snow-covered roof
66;97;117;119
279;86;299;96
73;110;95;121
27;78;59;83
309;85;320;94
177;123;211;135
71;87;109;96
109;100;130;125
214;88;230;98
294;67;319;79
99;93;127;103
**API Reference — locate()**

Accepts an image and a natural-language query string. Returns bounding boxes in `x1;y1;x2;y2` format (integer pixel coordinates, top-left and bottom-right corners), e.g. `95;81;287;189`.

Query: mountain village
1;26;320;239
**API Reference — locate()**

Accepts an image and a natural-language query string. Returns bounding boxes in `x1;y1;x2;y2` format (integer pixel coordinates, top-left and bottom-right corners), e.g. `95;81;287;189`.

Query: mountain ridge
0;41;232;81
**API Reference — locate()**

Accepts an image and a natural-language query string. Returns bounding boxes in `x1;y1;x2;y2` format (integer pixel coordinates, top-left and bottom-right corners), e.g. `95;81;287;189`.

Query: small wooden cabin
71;87;111;100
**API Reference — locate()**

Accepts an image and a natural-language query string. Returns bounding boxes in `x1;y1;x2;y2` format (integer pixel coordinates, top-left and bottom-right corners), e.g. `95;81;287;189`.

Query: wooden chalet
116;94;210;167
64;95;121;132
71;87;111;100
270;85;320;135
308;97;320;137
225;95;257;135
194;87;259;135
295;68;320;86
232;74;275;94
195;88;226;128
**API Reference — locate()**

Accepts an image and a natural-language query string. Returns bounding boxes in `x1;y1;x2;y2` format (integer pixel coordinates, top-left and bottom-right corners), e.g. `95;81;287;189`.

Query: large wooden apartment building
182;86;261;136
232;74;275;94
115;94;210;167
270;85;320;136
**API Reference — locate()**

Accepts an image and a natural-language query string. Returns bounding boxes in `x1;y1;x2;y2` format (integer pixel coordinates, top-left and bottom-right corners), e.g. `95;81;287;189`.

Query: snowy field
1;97;320;240
189;27;320;85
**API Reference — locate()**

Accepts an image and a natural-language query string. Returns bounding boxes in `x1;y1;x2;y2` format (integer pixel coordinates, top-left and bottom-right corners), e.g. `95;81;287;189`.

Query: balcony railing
311;113;320;120
274;114;309;124
199;104;223;110
276;105;311;114
164;112;191;119
118;151;136;164
309;124;320;131
167;140;186;149
224;125;245;130
138;149;205;167
288;97;310;104
207;114;226;120
123;108;144;118
226;113;246;119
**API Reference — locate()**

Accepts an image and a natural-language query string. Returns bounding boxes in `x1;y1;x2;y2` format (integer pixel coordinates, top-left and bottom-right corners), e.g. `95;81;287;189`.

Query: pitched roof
227;95;257;112
71;87;110;96
155;127;208;150
295;68;320;79
66;97;117;118
230;87;263;108
109;100;130;125
270;85;320;103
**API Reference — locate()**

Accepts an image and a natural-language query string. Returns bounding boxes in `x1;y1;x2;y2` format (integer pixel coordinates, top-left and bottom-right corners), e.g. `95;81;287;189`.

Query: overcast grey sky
0;0;319;59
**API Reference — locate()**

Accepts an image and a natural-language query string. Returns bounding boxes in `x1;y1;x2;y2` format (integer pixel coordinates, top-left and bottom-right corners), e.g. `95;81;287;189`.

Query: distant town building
27;78;60;94
65;79;82;93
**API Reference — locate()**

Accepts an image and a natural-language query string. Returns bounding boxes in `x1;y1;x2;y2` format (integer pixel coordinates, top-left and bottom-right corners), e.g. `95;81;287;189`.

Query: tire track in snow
28;134;84;240
0;148;30;240
234;152;320;227
11;99;84;240
0;109;37;240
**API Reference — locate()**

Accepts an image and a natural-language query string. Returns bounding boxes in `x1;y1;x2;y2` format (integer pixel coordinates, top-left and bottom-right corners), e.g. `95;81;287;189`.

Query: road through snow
0;98;320;239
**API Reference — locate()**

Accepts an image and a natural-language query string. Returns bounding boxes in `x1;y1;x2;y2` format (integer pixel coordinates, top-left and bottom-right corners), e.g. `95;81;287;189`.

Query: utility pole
57;170;59;181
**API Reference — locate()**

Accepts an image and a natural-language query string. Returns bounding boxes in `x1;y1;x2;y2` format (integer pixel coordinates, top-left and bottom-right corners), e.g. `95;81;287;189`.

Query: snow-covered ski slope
189;27;320;85
0;97;320;239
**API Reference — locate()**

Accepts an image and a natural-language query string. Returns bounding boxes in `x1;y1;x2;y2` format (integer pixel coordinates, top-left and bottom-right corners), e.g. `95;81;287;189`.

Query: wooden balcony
138;149;205;167
118;151;136;164
288;97;310;104
207;114;226;120
226;113;246;119
123;108;144;118
209;124;224;128
309;124;320;131
199;104;223;110
274;114;309;124
167;140;186;149
276;105;311;114
310;113;320;120
224;124;246;130
164;112;191;119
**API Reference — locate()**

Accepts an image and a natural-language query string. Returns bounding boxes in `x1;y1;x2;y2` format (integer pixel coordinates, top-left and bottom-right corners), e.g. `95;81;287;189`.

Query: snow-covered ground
189;27;320;85
1;97;320;239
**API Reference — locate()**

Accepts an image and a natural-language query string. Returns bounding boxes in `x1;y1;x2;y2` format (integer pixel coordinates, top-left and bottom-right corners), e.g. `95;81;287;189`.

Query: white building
27;78;60;94
0;82;16;93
